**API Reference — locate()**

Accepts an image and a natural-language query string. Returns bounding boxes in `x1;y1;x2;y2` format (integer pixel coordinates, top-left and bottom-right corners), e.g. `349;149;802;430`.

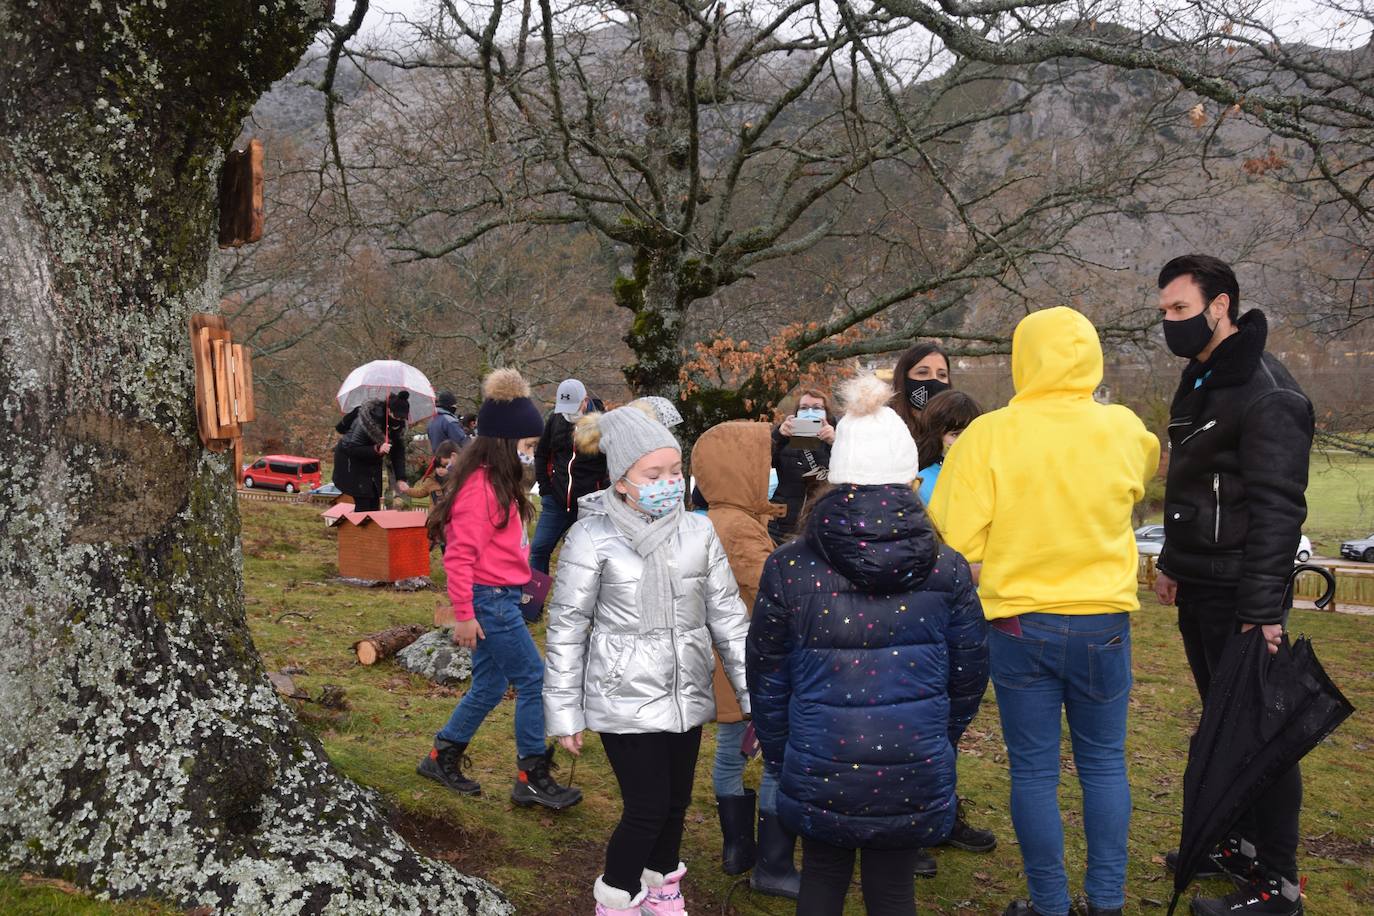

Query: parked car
1136;526;1312;562
240;455;322;493
1135;525;1165;557
1341;532;1374;564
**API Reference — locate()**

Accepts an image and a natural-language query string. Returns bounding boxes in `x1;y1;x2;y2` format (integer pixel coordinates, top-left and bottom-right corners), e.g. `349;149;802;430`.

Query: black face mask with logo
1163;309;1218;359
904;377;950;410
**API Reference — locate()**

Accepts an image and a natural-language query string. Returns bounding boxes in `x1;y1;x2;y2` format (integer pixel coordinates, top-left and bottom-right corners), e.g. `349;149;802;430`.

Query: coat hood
1011;306;1103;404
691;421;783;521
807;484;936;593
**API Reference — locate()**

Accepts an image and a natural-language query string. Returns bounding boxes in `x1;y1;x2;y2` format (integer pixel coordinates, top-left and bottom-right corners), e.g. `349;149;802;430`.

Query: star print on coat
745;483;991;850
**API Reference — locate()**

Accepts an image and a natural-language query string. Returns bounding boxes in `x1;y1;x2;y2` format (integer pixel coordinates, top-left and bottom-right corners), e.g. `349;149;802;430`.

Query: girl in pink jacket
417;369;580;811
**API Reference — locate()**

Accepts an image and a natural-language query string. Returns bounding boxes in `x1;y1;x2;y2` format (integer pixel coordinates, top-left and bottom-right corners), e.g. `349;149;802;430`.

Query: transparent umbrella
336;360;436;422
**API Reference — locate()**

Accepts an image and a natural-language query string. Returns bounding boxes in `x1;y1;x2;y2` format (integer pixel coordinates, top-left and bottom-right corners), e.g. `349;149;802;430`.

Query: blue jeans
437;585;547;759
529;495;576;574
713;720;778;813
991;613;1132;916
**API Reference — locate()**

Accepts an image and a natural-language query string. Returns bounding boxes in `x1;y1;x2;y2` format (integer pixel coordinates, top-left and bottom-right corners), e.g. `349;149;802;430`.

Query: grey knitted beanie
575;404;681;481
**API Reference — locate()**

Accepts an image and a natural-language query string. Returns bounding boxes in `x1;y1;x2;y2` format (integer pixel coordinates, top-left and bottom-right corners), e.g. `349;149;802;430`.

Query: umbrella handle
1289;563;1337;610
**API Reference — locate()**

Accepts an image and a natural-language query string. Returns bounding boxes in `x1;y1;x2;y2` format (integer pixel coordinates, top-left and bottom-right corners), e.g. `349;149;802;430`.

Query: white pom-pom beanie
827;374;920;486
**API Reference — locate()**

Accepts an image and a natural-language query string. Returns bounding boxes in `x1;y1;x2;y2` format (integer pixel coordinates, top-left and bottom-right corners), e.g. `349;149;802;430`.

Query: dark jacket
427;408;469;452
1159;311;1314;624
535;412;610;513
768;425;832;543
332;402;407;504
747;484;989;850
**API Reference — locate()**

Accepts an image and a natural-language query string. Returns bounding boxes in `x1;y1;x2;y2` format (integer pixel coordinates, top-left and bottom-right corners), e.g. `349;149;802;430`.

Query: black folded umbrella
1167;566;1354;915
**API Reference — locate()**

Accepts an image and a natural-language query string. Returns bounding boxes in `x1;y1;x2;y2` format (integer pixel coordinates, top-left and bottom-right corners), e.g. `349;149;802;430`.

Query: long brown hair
915;390;983;471
891;341;950;439
426;437;534;544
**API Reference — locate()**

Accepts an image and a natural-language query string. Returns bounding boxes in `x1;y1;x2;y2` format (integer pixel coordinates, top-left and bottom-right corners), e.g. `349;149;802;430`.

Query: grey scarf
601;488;681;632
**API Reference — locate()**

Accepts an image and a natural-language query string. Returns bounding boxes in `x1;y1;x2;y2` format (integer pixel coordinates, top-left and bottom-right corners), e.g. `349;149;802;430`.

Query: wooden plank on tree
217;138;265;248
232;343;255;422
236;346;255;425
212;338;232;428
190;316;227;445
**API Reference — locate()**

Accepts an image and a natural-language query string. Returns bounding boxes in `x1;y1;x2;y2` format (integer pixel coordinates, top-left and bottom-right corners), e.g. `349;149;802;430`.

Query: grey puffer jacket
543;491;752;736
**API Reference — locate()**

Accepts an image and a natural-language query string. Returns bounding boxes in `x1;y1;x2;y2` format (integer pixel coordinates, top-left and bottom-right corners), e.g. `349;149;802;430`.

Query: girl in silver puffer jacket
543;404;751;916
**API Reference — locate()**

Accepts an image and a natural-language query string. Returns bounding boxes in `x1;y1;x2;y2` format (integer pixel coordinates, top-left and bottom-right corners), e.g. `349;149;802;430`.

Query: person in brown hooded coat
691;421;801;900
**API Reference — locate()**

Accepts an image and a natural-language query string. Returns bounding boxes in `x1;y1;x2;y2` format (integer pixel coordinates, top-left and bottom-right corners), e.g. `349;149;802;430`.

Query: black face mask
904;377;950;410
1163;309;1217;359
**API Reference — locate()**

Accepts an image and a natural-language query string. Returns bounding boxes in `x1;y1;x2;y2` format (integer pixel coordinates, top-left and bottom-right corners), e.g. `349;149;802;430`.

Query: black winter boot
914;849;938;878
511;745;583;810
1167;835;1258;885
942;796;997;852
1190;871;1303;915
750;810;800;899
1003;901;1041;916
417;740;482;796
716;791;756;875
1072;900;1124;916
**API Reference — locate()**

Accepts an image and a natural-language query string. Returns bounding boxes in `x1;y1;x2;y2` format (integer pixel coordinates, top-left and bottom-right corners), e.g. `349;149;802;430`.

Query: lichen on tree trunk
0;3;508;912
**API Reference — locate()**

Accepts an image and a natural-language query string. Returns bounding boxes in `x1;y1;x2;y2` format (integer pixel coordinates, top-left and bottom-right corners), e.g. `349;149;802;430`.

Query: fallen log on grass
353;624;427;666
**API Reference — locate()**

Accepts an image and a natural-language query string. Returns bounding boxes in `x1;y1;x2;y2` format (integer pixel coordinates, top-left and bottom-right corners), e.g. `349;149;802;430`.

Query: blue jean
437;585;547;759
990;613;1132;916
713;720;778;813
529;495;576;574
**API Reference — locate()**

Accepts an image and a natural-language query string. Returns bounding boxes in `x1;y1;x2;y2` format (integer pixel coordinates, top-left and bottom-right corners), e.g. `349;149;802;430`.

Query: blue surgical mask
625;476;685;518
796;407;825;422
768;468;779;500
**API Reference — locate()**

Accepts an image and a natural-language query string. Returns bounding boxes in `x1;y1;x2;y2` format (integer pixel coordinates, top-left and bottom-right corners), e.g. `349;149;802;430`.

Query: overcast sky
337;0;1372;47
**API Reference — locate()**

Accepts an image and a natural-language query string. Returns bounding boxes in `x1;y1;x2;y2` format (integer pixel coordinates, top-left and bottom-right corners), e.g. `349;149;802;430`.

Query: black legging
1178;582;1302;882
798;837;922;916
600;728;703;894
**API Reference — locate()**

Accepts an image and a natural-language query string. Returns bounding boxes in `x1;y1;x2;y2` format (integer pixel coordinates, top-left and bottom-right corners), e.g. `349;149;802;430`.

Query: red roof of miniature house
321;505;427;529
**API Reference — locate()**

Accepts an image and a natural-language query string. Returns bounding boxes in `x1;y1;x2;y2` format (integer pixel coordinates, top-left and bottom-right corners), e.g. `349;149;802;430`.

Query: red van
241;455;322;493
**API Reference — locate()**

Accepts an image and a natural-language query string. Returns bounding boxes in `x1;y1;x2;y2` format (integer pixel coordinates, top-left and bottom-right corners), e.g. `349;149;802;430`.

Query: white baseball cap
555;378;588;416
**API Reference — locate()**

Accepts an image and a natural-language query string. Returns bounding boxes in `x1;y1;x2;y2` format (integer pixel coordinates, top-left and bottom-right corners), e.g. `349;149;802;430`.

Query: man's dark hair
1158;254;1240;321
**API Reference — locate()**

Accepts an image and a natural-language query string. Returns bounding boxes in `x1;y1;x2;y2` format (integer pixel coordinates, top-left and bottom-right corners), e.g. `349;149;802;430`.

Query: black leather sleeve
1234;390;1314;623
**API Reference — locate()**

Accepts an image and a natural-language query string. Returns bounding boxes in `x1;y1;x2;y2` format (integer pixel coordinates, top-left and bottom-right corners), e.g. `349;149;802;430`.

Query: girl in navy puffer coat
747;375;988;915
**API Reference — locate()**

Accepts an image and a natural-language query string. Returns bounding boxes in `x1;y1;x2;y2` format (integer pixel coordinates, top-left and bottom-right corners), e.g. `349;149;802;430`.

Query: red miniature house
322;505;430;581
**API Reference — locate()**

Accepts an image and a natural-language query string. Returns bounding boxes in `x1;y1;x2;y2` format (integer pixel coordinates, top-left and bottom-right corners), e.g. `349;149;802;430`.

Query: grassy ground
6;498;1373;913
1306;453;1374;554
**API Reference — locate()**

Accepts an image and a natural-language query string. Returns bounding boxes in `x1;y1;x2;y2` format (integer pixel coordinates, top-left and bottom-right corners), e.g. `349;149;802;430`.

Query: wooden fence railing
1138;557;1374;611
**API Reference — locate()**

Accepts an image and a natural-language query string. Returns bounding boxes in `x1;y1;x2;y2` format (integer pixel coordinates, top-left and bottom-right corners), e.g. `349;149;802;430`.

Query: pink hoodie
443;467;531;621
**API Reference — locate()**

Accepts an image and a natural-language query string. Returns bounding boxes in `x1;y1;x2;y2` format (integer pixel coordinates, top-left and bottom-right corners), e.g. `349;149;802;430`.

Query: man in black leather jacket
1153;255;1314;916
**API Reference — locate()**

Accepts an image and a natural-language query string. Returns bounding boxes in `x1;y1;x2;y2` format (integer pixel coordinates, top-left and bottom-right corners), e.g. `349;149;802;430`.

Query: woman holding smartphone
768;388;835;545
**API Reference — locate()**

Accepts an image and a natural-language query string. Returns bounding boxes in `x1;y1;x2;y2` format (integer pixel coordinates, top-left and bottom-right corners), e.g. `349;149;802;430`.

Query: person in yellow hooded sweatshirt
928;307;1160;916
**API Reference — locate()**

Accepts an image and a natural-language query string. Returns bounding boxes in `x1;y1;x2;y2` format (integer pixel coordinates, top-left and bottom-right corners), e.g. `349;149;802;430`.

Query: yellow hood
1011;306;1104;403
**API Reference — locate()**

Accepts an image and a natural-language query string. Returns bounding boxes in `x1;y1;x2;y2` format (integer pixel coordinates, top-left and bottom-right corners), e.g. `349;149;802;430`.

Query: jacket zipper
565;455;576;510
1179;419;1217;446
670;627;684;731
1213;473;1221;543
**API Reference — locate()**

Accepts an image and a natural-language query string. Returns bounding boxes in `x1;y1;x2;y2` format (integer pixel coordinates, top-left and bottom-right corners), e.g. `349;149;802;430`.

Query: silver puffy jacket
543;493;752;736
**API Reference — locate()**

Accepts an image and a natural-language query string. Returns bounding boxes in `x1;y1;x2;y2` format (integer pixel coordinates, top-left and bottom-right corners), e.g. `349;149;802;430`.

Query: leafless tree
294;0;1229;431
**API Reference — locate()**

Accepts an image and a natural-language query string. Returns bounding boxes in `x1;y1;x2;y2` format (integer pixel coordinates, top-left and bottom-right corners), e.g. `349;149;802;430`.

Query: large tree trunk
0;4;508;912
618;0;697;403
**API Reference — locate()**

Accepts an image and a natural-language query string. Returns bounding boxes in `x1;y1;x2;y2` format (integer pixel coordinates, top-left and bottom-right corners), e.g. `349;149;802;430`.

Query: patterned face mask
624;476;685;518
